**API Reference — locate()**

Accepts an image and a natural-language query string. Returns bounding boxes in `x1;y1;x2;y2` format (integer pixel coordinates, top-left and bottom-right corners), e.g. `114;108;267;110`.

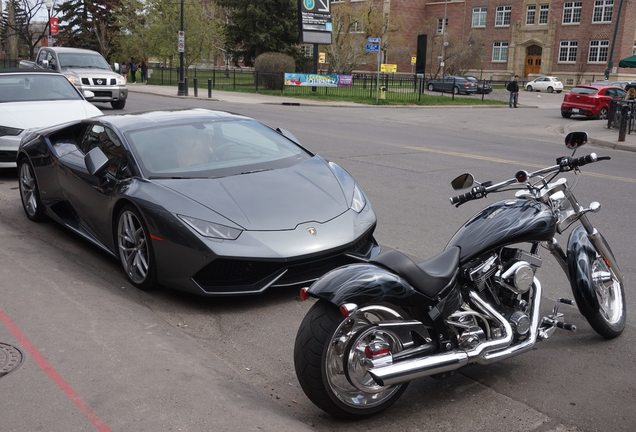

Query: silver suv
26;47;128;109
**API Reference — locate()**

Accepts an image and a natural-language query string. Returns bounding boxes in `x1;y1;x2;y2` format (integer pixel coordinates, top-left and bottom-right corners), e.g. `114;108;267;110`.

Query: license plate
571;108;579;113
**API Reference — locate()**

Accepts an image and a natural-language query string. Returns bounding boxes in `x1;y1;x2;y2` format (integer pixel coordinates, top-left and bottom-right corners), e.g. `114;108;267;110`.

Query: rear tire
294;300;408;418
547;86;554;93
18;159;47;222
561;111;572;118
427;83;434;91
526;85;533;92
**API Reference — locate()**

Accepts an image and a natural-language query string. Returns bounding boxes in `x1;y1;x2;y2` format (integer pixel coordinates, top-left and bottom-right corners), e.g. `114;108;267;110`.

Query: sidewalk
128;83;636;152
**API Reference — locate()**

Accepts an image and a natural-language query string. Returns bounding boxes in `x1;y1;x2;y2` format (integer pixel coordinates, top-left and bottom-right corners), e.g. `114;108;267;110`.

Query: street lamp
177;0;186;96
44;0;54;47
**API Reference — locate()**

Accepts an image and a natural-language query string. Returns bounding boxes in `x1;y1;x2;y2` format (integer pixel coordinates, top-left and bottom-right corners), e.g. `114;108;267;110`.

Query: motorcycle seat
370;247;460;298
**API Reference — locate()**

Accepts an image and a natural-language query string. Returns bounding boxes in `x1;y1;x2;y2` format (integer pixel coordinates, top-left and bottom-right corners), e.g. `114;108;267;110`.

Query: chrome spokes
118;211;149;284
592;259;623;325
19;163;37;216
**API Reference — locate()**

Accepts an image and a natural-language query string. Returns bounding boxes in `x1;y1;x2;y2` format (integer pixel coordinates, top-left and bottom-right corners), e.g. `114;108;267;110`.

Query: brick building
333;0;636;84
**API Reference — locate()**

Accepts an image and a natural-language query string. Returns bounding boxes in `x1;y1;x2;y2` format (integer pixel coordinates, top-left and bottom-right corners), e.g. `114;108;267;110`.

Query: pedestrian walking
506;75;519;108
129;58;137;83
140;60;148;83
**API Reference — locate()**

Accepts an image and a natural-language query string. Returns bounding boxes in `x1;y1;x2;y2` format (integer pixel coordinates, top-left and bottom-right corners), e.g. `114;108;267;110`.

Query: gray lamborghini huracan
17;109;378;295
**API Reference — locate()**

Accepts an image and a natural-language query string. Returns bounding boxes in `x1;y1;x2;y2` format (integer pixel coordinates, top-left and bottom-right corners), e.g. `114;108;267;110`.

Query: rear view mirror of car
85;147;110;177
83;90;95;101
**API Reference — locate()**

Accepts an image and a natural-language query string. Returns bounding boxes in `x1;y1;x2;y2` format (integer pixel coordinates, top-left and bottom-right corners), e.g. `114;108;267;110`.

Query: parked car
16;108;379;296
20;47;128;109
0;69;102;168
525;76;564;93
464;76;492;94
426;76;477;95
560;84;626;119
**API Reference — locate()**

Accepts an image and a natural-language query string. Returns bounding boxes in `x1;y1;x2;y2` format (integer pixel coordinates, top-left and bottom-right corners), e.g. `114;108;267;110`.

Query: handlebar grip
450;186;486;206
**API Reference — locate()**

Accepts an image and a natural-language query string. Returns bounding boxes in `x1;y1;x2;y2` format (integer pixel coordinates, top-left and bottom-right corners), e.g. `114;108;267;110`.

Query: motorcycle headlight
177;214;242;240
65;74;80;86
351;184;367;213
116;75;127;85
0;126;24;137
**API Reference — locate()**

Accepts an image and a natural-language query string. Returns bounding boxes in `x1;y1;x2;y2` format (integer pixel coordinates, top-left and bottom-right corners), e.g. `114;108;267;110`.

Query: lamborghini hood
155;158;351;231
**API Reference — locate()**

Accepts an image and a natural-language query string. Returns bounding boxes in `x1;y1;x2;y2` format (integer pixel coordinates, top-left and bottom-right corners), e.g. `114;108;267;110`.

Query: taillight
299;287;310;301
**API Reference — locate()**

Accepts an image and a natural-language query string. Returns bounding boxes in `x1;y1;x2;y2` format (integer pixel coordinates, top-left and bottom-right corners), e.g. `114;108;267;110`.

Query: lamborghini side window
81;124;129;178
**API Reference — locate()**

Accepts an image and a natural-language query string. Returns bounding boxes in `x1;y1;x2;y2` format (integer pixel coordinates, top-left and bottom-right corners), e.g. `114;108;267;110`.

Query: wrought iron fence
0;59;19;69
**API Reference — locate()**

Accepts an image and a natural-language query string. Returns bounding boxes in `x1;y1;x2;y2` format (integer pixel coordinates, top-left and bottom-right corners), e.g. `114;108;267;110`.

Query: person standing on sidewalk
507;75;519;108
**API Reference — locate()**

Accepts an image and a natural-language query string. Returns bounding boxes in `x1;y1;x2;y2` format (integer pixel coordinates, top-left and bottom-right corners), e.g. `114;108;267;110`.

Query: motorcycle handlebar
449;153;611;206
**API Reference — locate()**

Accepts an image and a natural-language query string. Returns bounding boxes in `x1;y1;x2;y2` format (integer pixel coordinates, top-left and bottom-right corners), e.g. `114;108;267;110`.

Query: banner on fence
284;73;353;87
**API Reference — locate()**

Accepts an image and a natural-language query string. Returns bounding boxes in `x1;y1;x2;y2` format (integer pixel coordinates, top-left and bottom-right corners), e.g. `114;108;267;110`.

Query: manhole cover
0;343;24;377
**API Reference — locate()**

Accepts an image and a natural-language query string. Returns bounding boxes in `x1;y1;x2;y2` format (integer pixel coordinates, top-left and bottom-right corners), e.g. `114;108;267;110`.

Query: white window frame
349;20;363;33
300;45;314;58
539;4;549;24
526;5;536;25
495;5;512;27
472;7;487;28
592;0;613;23
559;40;578;63
562;1;582;24
492;41;509;62
588;40;609;63
437;17;448;34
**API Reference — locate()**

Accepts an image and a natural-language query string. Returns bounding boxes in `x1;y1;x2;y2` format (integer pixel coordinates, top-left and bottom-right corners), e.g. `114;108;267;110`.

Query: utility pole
177;0;186;96
440;0;448;77
605;0;625;79
7;1;18;60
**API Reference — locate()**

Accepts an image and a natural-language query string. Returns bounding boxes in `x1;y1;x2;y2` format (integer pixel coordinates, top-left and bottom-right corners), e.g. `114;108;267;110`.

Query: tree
143;0;225;69
1;0;51;59
55;0;121;60
217;0;298;67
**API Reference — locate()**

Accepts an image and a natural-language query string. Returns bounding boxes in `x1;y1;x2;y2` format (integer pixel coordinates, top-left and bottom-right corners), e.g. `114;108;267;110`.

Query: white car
0;70;102;168
525;76;564;93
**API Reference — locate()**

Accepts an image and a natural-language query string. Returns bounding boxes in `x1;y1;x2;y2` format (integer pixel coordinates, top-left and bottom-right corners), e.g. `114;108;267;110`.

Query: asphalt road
0;91;634;432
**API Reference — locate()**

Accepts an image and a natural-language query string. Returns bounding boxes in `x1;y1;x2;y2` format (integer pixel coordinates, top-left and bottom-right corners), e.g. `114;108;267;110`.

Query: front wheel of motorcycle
294;300;409;418
569;229;626;339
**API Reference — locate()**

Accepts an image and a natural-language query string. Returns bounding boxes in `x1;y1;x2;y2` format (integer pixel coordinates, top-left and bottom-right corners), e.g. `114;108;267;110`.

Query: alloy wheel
19;163;38;218
117;210;149;284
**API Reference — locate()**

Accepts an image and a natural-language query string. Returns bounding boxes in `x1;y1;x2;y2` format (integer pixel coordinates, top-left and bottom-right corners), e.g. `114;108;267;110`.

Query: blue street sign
368;37;381;43
365;44;380;53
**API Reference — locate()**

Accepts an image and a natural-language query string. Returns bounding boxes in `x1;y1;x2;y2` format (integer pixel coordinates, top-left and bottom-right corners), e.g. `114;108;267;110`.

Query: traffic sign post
366;37;382;103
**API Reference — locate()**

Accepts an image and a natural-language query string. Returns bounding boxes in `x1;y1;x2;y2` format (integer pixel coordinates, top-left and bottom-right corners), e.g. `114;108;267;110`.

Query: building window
559;41;578;63
526;5;536;25
592;0;613;23
472;7;487;28
563;1;582;24
633;41;636;54
437;17;449;34
349;20;363;33
492;41;509;62
495;6;512;27
300;45;314;58
539;4;549;24
588;40;609;63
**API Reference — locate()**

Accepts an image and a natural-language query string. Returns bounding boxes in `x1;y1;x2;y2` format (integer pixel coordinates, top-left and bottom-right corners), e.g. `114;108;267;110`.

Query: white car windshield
127;119;311;179
0;74;82;102
58;53;111;70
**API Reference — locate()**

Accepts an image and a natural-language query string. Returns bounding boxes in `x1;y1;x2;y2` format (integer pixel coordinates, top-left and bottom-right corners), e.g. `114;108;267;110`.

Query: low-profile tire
427;83;434;91
18;159;47;222
597;107;609;120
111;99;126;109
294;300;409;419
547;86;554;93
116;205;157;290
561;111;572;118
526;85;533;92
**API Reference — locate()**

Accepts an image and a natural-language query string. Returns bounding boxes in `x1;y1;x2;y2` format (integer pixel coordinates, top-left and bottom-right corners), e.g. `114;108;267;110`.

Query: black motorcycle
293;132;626;418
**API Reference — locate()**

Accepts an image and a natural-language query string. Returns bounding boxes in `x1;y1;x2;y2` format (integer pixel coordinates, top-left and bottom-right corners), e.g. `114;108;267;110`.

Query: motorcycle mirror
564;131;588;149
451;173;474;190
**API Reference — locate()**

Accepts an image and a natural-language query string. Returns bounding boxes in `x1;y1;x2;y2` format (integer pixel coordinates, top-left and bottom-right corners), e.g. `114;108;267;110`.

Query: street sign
177;31;185;53
411;56;417;65
381;64;397;73
365;44;380;53
368;37;381;43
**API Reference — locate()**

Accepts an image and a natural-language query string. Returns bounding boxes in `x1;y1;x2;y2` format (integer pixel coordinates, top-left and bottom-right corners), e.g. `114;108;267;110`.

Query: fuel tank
446;199;556;263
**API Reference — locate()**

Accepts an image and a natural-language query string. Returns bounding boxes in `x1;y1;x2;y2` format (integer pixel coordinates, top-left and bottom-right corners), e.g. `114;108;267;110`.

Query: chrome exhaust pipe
369;279;542;387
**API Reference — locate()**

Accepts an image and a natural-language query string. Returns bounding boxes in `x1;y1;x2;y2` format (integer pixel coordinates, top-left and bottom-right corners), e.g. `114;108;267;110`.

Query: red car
561;85;626;119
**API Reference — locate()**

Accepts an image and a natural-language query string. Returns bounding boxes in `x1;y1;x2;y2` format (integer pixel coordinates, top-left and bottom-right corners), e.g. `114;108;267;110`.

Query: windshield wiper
238;168;272;175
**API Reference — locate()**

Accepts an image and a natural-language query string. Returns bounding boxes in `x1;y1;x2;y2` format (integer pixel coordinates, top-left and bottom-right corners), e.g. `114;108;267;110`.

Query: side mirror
451;173;474;190
565;131;588;149
83;90;95;100
276;127;301;145
41;59;49;69
85;147;109;177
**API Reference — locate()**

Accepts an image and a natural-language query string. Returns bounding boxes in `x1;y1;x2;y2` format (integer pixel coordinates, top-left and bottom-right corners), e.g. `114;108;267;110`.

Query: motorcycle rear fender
308;263;431;309
567;225;599;315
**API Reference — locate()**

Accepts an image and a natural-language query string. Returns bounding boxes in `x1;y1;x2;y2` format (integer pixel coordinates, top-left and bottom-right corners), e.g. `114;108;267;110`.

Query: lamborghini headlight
351;184;367;213
177;214;242;240
0;126;24;137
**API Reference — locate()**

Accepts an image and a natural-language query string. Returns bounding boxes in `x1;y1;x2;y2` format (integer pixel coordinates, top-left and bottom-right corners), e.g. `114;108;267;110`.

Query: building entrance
524;45;542;76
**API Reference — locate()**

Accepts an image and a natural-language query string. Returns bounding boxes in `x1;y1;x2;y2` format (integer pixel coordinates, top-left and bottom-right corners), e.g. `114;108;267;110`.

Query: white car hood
1;100;102;130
